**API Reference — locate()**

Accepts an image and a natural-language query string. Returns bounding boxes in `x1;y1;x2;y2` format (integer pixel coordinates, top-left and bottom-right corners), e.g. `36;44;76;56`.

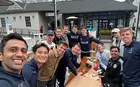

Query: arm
90;37;103;44
64;51;77;75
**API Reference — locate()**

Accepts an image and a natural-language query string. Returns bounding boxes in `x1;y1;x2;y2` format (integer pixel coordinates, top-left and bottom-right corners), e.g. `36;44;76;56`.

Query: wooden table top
66;69;102;87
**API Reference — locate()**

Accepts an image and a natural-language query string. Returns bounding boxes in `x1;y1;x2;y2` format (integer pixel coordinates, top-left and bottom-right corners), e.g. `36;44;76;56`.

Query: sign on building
6;19;13;34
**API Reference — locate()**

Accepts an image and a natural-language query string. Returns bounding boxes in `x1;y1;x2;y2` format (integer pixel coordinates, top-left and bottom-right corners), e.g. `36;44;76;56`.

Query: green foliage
99;29;111;36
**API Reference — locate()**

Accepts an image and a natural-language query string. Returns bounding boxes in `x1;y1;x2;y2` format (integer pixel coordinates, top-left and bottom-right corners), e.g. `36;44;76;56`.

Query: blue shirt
123;40;140;84
22;58;39;87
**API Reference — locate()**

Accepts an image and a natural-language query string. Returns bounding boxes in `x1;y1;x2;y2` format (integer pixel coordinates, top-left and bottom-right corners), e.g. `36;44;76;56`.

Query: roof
57;0;137;13
0;0;137;14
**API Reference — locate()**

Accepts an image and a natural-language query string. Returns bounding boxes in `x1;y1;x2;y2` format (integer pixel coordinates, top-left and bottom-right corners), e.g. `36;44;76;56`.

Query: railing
0;27;40;36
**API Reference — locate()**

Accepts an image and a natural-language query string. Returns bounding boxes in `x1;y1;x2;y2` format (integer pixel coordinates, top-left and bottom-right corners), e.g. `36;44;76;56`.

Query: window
25;16;31;27
13;17;16;21
1;18;6;27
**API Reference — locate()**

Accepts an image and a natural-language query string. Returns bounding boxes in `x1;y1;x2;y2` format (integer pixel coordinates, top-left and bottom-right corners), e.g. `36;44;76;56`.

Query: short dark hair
32;43;49;53
110;46;120;52
72;25;78;29
57;41;69;48
0;33;28;54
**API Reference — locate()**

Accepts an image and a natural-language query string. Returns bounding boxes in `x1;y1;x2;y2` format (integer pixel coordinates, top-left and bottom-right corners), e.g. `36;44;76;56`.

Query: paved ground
101;39;112;50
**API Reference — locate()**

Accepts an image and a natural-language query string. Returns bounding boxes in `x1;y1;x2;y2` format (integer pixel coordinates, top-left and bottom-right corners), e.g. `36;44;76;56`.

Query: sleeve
90;37;103;44
64;50;77;75
0;80;12;87
22;64;32;82
71;56;80;69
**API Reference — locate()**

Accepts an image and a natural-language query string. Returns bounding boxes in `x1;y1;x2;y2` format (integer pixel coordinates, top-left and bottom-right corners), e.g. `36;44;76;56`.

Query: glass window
1;18;6;27
25;16;31;27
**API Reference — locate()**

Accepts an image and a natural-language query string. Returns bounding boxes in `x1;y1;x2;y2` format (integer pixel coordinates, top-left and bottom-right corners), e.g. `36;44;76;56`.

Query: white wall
0;12;40;30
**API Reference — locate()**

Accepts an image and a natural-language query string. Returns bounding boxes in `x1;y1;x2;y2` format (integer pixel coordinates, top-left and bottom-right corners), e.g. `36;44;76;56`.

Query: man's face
0;40;27;74
57;44;67;56
113;32;120;38
72;45;81;55
97;44;104;52
55;29;63;38
34;46;49;64
120;30;133;45
47;34;54;42
63;27;69;34
81;28;87;35
111;48;119;59
72;27;78;33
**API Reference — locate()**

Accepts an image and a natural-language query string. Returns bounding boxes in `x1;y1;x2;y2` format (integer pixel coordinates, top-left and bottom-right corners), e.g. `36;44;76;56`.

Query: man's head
71;44;81;55
97;44;104;53
46;30;55;42
72;25;78;33
112;28;120;38
0;33;28;74
110;46;120;60
57;41;69;56
81;27;87;36
55;27;63;38
120;27;133;46
63;25;69;34
32;43;49;66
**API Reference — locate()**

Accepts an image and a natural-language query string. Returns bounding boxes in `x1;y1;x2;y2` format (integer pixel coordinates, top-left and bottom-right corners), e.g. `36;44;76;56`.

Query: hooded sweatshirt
0;67;30;87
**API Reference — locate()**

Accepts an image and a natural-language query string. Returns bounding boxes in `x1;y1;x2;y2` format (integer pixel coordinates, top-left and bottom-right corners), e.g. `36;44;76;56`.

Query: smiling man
38;41;68;87
0;33;29;87
120;27;140;87
102;46;123;87
22;43;49;87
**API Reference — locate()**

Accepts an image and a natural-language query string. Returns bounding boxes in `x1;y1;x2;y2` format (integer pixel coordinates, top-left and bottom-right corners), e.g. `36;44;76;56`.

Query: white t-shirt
41;40;56;49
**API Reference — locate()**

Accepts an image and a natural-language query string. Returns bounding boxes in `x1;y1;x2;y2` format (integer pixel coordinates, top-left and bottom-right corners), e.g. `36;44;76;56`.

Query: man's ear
0;52;3;62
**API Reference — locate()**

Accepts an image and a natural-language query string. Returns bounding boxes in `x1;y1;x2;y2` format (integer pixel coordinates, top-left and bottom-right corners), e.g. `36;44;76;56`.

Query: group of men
0;26;140;87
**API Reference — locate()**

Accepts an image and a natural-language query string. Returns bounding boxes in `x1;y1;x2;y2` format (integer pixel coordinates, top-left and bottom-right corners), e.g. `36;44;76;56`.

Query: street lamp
54;0;57;29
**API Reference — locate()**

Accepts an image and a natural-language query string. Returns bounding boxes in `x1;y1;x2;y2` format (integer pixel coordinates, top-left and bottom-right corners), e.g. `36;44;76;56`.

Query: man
37;41;68;87
112;28;124;57
41;30;56;49
56;44;81;87
0;33;29;87
96;44;111;70
67;25;80;48
79;27;103;58
62;25;69;44
53;27;65;44
102;46;123;87
22;43;49;87
120;27;140;87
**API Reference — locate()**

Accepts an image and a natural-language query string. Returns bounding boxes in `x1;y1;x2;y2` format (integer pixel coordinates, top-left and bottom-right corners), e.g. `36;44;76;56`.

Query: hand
77;72;83;76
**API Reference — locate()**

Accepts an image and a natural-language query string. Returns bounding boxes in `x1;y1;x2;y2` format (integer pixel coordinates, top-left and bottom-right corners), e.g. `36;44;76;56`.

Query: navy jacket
123;40;140;86
0;67;29;87
79;34;103;52
67;32;80;48
22;58;39;87
56;48;80;76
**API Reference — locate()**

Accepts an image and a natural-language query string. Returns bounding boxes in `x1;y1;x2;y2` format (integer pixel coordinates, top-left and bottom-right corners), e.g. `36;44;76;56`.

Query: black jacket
103;56;123;86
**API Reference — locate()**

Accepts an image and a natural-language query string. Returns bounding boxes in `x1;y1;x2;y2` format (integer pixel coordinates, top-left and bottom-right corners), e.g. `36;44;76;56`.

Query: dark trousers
56;68;66;87
37;75;56;87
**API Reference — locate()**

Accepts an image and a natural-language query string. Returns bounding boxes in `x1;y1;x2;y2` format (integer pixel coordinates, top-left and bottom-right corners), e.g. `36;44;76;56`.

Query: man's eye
22;49;27;54
10;48;17;52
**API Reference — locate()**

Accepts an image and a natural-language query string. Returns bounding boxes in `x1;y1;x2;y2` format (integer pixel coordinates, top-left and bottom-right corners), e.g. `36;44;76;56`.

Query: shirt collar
123;40;135;47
